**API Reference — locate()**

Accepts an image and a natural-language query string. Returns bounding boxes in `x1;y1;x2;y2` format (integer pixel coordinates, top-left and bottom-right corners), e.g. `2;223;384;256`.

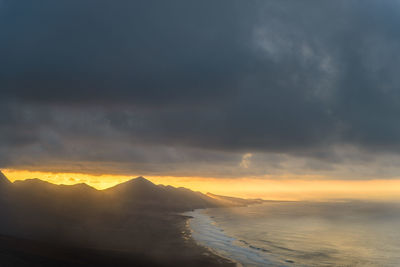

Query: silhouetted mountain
0;170;11;187
0;174;260;231
12;179;103;217
13;178;99;203
0;175;261;226
5;175;255;213
105;176;161;199
105;177;220;211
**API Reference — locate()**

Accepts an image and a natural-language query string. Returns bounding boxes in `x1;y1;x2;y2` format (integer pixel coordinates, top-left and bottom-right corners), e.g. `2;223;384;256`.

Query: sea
185;201;400;267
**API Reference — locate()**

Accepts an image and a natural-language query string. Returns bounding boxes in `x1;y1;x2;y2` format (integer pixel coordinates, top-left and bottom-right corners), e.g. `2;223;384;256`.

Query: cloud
240;154;253;169
1;0;400;178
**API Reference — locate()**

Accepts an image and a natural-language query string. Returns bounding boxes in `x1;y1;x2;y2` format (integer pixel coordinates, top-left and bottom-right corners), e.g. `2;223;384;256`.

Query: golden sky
4;169;400;201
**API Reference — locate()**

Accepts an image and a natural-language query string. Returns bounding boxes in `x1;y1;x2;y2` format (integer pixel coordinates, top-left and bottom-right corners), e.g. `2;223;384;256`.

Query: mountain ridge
2;173;261;212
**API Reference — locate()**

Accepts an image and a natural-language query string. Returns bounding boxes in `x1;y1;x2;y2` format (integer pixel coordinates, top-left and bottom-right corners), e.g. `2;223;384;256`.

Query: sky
2;1;400;198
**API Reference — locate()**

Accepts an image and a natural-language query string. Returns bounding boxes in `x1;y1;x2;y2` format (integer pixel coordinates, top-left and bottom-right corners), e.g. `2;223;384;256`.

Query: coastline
182;212;241;267
183;207;283;267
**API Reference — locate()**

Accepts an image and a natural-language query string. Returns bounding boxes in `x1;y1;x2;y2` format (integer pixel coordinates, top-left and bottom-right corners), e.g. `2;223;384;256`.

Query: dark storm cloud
0;0;252;106
2;0;400;176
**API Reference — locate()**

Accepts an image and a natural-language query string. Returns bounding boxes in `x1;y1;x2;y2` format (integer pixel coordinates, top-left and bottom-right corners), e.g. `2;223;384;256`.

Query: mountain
105;177;220;211
0;171;12;204
12;178;103;217
1;174;259;214
0;170;11;187
13;178;99;201
1;173;260;213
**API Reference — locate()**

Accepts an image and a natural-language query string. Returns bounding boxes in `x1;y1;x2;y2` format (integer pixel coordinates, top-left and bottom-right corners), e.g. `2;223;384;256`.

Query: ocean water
185;201;400;267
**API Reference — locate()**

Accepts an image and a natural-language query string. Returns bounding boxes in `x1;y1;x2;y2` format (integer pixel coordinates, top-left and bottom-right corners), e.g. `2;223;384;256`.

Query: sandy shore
183;213;241;267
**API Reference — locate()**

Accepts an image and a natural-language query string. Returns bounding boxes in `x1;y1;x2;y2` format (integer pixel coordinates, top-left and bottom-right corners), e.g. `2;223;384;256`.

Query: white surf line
184;209;288;267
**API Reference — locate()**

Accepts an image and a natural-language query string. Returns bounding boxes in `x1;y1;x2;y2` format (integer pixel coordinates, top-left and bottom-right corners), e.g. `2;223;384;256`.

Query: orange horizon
3;169;400;201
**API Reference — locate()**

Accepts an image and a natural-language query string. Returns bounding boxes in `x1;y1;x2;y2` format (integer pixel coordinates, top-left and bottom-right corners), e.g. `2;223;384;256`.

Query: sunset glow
5;169;400;201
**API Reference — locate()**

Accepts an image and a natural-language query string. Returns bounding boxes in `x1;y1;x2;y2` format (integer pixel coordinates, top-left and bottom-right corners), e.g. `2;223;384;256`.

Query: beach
185;209;281;267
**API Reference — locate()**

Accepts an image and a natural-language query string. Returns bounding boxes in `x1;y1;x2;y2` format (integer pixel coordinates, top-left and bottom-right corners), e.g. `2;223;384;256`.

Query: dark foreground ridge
0;171;260;266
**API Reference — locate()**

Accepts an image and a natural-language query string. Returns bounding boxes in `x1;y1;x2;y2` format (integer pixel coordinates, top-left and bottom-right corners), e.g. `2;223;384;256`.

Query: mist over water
187;201;400;267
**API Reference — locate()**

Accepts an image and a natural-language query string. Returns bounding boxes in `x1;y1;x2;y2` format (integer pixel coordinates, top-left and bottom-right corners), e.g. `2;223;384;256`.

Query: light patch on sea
185;201;400;267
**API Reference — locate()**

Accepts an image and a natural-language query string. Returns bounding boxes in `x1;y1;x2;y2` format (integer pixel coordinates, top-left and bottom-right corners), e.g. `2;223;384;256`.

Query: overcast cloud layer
1;0;400;179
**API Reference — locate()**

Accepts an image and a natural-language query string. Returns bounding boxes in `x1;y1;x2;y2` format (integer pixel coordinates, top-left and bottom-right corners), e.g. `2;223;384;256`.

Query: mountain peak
129;176;154;185
105;176;156;193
